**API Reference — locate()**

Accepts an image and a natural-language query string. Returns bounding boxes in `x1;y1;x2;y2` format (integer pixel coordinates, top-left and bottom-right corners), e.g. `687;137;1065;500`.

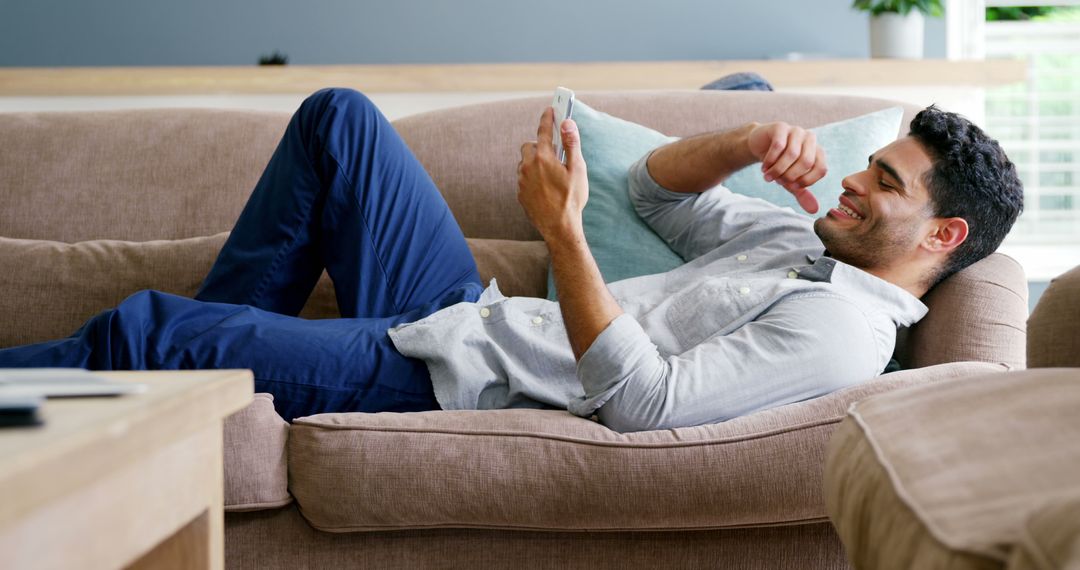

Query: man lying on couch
0;88;1024;432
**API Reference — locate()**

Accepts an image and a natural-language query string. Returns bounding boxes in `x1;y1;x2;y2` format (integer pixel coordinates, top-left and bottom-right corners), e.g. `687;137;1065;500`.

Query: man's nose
841;172;869;196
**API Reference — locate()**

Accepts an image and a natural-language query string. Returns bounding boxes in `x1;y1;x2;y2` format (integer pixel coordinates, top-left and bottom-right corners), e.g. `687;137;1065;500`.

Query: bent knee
304;87;376;115
116;289;156;308
114;289;193;317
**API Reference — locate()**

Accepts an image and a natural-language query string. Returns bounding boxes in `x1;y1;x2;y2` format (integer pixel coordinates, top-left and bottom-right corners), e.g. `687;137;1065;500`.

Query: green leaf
852;0;942;17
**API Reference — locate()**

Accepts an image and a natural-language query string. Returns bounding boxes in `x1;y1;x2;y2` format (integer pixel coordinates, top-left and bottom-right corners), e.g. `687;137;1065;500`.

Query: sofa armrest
826;368;1080;570
1028;265;1080;368
896;253;1028;370
223;393;292;512
1008;495;1080;570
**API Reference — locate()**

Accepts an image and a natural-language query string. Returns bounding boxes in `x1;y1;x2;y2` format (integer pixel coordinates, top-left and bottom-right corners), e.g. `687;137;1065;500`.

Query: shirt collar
801;255;928;328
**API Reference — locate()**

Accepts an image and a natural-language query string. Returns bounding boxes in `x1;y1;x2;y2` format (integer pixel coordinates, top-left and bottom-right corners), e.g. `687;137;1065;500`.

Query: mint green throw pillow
546;102;903;300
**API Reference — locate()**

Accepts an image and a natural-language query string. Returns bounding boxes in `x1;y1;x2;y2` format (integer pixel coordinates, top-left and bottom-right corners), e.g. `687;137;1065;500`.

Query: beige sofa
0;91;1029;569
825;266;1080;569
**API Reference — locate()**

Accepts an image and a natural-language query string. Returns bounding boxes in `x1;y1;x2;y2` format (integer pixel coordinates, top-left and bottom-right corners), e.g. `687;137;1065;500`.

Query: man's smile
828;195;864;221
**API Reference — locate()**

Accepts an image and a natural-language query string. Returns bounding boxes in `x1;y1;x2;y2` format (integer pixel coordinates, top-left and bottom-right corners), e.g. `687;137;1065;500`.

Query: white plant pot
869;11;925;59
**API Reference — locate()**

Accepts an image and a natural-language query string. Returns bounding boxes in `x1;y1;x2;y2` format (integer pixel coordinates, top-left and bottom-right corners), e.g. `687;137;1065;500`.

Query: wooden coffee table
0;369;253;569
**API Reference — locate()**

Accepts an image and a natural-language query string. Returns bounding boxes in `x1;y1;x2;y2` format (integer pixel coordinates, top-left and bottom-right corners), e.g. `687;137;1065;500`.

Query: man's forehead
870;137;934;187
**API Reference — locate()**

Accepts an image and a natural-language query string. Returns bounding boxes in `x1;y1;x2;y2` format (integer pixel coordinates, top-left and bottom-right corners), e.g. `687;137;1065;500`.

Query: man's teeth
837;204;863;220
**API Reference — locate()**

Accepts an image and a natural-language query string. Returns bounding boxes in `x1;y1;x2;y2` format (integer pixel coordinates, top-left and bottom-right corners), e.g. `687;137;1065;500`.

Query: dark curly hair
908;106;1024;288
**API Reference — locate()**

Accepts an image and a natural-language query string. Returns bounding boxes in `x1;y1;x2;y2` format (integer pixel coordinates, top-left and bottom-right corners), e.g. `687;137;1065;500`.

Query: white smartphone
551;87;575;163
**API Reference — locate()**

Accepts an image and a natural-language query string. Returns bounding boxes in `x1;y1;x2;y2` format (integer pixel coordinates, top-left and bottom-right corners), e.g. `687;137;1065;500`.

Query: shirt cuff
567;313;662;419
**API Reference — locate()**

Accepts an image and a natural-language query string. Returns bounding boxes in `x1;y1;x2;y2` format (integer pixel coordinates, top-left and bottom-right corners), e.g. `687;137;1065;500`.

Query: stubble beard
813;216;915;271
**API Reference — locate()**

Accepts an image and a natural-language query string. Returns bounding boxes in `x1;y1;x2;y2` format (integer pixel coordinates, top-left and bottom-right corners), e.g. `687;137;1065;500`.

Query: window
948;1;1080;245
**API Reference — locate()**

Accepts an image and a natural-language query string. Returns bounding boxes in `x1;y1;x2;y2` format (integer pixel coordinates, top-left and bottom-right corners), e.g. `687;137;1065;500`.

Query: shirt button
479;307;491;318
739;286;751;295
787;270;799;279
531;316;544;325
736;254;748;262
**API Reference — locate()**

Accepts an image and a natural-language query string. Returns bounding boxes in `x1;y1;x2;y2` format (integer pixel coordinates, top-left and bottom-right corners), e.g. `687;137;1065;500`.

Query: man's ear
925;217;968;253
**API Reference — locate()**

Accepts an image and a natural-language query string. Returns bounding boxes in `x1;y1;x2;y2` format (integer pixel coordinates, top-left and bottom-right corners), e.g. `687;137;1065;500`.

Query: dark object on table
259;51;289;66
0;395;42;427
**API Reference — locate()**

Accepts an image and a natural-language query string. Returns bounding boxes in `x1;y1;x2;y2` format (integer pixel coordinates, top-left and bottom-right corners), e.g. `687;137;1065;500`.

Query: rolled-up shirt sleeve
568;295;885;433
628;153;801;261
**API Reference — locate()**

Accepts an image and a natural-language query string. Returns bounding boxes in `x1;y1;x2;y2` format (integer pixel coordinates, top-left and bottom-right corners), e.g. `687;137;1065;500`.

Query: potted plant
852;0;943;59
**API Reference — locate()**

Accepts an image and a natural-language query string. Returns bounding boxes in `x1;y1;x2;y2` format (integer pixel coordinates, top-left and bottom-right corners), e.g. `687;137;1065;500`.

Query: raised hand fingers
792;145;828;189
778;145;826;214
535;108;555;156
518;141;536;177
789;187;820;214
758;123;791;174
520;141;537;160
765;129;812;184
748;122;825;214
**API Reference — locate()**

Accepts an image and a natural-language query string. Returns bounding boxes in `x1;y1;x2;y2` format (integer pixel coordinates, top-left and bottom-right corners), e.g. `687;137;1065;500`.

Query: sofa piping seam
302;515;833;534
290;415;845;449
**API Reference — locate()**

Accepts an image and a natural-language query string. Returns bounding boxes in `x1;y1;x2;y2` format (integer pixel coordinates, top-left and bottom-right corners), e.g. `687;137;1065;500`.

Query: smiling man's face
813;137;937;272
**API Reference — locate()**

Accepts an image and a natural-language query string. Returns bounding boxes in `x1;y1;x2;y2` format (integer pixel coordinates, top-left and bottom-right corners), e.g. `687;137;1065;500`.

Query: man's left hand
517;107;590;242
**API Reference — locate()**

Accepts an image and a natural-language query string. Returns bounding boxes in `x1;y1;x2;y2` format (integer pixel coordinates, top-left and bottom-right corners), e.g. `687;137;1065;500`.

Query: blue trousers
0;88;483;421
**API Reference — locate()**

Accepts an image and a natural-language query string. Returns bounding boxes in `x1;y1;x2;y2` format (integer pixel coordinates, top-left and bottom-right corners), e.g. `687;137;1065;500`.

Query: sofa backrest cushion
0;234;548;348
0;92;919;243
0;109;290;242
0;95;1025;368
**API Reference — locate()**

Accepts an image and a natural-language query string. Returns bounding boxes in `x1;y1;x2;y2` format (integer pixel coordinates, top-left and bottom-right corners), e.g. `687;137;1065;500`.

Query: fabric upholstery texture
825;418;1000;570
0;94;918;246
0;109;290;243
1007;496;1080;570
0;234;548;348
825;368;1080;569
1027;265;1080;368
287;361;1004;533
0;233;232;347
223;393;292;511
466;238;549;298
225;504;852;570
895;252;1028;370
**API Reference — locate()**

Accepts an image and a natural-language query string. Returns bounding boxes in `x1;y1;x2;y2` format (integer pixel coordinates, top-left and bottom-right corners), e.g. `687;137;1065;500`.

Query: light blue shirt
389;154;927;432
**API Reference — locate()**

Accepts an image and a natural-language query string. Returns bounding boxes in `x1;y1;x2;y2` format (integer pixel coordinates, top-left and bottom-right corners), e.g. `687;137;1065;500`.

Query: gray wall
0;0;945;67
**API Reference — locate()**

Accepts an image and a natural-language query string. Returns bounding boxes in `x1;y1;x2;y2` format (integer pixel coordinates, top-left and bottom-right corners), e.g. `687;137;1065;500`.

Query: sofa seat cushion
0;234;548;348
287;361;1005;533
824;368;1080;569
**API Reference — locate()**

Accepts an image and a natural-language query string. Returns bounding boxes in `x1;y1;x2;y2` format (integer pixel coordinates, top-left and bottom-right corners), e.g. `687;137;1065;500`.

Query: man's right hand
747;122;825;214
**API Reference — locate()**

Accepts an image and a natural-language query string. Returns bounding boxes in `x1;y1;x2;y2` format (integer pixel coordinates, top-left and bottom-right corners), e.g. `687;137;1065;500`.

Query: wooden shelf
0;59;1026;96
